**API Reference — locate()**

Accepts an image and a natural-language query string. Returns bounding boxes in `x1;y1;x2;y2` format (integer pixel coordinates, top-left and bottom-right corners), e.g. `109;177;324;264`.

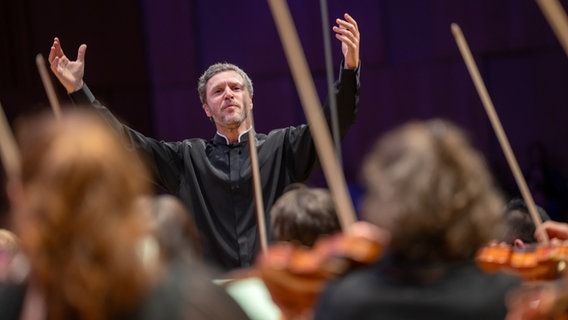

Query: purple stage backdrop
1;0;568;222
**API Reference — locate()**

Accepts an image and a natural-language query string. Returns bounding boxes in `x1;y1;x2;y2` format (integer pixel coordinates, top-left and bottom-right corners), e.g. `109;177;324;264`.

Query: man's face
203;70;252;130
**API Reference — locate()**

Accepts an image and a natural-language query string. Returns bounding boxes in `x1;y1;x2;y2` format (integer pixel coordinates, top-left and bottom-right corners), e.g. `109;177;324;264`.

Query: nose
222;86;234;99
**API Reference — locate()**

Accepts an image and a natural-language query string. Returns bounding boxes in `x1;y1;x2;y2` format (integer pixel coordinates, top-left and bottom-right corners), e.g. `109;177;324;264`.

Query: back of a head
150;194;202;261
270;185;341;248
361;119;505;263
502;198;551;244
13;109;154;319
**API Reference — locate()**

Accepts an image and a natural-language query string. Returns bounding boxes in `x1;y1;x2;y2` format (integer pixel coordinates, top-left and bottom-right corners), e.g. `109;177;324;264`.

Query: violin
476;241;568;281
259;231;383;274
250;228;385;318
506;274;568;320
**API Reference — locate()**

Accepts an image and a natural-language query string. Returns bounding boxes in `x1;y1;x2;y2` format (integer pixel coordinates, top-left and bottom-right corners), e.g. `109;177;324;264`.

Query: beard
218;103;250;129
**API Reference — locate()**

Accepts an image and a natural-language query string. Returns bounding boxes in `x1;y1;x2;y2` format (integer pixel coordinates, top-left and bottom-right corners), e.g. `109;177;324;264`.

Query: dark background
2;0;568;225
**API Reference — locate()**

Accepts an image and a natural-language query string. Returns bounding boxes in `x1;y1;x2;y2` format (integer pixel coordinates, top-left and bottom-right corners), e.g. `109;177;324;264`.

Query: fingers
337;13;359;36
77;44;87;63
347;221;390;246
333;13;360;68
50;56;66;75
48;37;87;65
536;221;568;241
48;46;56;64
48;37;65;64
333;13;360;43
48;37;67;76
333;13;360;55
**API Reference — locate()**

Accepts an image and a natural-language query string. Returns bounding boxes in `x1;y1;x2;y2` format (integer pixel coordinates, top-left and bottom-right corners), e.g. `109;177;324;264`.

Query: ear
249;98;253;111
203;104;212;118
513;239;526;249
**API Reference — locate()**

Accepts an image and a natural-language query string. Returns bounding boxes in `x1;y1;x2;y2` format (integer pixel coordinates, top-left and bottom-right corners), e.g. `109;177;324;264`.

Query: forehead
206;71;245;90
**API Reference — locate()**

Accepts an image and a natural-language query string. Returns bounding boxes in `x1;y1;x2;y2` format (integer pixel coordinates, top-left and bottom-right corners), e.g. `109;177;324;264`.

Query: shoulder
134;260;249;320
313;267;379;320
182;138;208;147
318;266;380;303
455;262;521;287
266;125;309;139
157;138;209;152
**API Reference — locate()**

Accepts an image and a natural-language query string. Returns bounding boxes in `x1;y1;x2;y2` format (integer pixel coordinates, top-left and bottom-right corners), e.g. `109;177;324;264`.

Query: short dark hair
501;198;550;244
270;186;341;248
149;194;202;261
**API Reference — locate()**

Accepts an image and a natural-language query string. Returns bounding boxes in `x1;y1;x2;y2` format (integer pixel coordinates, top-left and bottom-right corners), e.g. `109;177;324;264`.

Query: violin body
476;243;568;281
253;233;383;317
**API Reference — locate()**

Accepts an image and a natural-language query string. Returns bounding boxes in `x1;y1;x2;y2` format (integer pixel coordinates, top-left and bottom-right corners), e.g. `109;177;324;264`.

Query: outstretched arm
48;37;87;93
333;13;360;69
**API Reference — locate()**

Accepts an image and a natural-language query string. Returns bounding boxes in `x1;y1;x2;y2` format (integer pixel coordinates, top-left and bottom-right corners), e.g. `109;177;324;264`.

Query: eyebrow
209;79;243;91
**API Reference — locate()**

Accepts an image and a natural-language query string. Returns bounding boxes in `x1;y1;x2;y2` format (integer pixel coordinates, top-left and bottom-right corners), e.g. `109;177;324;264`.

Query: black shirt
70;64;360;271
314;256;521;320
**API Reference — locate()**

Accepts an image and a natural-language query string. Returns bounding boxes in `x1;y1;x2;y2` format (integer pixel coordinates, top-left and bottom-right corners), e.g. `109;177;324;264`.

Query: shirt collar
214;127;252;145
